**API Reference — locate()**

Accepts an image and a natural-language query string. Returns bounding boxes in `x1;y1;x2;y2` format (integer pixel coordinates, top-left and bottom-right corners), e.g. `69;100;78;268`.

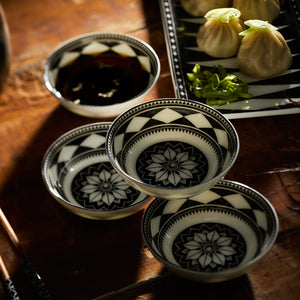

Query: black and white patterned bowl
106;98;239;199
142;180;279;283
41;122;153;220
43;33;160;118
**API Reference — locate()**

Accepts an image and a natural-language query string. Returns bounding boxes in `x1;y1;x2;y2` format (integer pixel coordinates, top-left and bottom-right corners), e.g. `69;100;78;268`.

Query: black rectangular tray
160;0;300;119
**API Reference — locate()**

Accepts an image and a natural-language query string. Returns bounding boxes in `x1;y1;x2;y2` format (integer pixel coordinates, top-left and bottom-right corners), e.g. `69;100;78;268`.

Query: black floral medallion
71;162;140;210
136;141;208;187
172;223;247;272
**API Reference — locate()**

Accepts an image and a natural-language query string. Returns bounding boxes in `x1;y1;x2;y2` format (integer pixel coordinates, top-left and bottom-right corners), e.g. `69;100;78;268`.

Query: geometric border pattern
142;180;278;256
42;122;110;190
159;205;260;272
45;33;160;94
107;98;239;170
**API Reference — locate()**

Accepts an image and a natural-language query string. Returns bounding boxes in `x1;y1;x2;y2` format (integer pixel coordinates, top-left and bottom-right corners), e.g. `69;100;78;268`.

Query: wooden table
0;1;299;299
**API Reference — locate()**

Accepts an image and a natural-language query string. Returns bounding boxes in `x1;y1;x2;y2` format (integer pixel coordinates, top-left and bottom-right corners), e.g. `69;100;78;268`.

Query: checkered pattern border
48;34;158;86
142;180;277;254
43;123;110;188
110;99;238;165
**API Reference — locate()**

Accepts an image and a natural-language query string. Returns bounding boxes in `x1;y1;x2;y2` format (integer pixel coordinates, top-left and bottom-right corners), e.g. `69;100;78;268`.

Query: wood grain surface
0;0;299;299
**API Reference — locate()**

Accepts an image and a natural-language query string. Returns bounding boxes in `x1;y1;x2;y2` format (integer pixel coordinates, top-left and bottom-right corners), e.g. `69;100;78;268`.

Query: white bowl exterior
160;259;260;283
57;88;154;119
52;192;151;220
117;176;222;200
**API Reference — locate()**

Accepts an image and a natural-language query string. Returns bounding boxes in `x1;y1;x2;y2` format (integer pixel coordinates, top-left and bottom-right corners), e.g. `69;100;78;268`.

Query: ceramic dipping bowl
43;33;160;118
106;98;239;200
41;122;153;220
142;180;279;283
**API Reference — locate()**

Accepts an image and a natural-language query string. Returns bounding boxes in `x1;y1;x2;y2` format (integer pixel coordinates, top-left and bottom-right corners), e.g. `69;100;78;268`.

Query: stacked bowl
42;33;278;283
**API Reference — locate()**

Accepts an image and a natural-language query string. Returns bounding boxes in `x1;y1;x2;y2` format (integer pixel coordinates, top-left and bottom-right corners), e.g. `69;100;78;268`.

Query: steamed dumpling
233;0;280;22
237;20;292;78
180;0;231;17
197;8;244;58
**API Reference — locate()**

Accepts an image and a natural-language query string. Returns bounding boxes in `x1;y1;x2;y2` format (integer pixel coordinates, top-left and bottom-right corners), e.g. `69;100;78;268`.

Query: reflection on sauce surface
55;53;150;106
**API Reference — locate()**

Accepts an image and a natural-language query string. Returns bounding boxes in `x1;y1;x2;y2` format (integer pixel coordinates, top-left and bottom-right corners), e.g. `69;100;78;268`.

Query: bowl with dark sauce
44;33;160;118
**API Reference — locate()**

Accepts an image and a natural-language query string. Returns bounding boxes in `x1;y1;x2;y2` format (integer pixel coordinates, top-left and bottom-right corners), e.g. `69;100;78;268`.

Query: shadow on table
96;269;255;300
0;99;257;300
0;104;145;300
147;270;255;300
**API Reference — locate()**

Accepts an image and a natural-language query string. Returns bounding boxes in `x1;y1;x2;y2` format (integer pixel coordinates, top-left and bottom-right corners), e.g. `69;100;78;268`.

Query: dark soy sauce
55;53;150;106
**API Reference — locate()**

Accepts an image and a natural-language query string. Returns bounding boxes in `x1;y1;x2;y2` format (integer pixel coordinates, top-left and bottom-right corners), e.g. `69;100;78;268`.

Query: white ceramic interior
41;122;153;220
43;32;160;118
142;180;279;282
106;98;239;199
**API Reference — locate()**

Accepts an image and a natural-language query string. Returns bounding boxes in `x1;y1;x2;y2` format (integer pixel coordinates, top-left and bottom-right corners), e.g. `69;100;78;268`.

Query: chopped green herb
186;64;252;106
239;20;278;36
205;8;241;24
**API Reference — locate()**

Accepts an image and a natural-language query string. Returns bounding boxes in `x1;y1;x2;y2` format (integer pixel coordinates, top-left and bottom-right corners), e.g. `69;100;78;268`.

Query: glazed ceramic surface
142;180;279;282
41;122;153;220
106;98;239;199
43;33;160;118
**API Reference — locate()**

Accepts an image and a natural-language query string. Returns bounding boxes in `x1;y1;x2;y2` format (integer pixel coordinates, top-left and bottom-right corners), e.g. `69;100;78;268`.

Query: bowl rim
41;121;152;215
43;32;161;110
141;179;279;279
106;98;240;195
